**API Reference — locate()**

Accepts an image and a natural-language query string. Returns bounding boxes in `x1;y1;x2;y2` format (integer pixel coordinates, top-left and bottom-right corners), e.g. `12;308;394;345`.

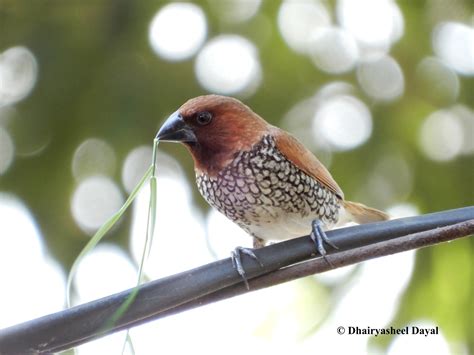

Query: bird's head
157;95;270;175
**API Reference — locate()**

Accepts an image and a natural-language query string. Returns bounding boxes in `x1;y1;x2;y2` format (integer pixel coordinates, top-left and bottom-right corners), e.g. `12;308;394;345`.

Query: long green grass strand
120;139;159;354
66;165;153;308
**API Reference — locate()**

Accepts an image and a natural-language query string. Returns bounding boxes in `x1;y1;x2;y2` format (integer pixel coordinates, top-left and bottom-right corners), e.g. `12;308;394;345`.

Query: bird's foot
231;246;263;290
310;219;339;266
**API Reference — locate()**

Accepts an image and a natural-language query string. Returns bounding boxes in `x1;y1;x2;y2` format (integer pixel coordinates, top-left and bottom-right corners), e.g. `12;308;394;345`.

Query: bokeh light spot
282;96;326;155
195;35;262;95
149;3;207;61
0;106;50;159
122;145;152;193
315;81;355;99
363;153;413;206
0;46;38;107
452;105;474;156
74;244;136;304
72;138;116;181
0;194;65;327
121;146;183;193
419;109;463;161
357;55;404;101
280;86;361;166
71;176;124;234
338;0;404;54
416;57;460;104
278;0;331;54
313;95;372;151
210;0;261;24
0;194;44;265
433;22;474;76
387;203;419;218
0;127;14;175
309;27;359;74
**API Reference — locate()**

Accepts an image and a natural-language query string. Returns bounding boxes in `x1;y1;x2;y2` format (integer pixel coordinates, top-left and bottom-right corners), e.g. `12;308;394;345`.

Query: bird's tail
343;200;390;224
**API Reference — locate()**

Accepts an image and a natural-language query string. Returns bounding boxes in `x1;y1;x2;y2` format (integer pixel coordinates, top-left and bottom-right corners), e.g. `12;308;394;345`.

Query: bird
156;95;389;285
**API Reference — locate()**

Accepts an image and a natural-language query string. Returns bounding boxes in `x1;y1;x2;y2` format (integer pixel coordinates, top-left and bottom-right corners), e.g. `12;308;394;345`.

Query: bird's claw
231;246;263;290
310;219;338;266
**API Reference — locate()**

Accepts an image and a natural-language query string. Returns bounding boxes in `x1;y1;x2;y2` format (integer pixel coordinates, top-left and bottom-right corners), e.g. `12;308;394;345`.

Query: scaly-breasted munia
157;95;388;281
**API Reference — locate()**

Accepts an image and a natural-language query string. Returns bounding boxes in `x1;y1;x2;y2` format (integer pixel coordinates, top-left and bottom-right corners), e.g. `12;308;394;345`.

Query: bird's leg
310;219;339;265
231;237;265;290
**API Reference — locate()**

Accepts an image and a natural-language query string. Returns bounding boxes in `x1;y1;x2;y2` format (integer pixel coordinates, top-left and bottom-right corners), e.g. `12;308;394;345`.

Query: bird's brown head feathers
157;95;270;175
157;94;344;198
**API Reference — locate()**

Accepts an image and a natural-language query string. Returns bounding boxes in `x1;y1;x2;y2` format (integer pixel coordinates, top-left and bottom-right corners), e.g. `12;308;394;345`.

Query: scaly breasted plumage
157;95;388;248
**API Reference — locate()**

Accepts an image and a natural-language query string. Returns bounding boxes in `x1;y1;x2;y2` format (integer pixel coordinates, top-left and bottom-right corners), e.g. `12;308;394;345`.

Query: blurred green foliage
0;0;473;352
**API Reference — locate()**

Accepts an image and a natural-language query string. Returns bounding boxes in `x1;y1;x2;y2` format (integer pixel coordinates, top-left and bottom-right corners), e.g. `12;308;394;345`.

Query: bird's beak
156;111;197;143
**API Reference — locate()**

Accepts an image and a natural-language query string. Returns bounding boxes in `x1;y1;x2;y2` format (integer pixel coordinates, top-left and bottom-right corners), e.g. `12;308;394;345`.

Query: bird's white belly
243;207;336;241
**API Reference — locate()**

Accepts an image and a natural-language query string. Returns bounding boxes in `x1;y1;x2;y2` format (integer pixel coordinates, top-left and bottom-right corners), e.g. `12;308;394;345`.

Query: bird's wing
273;127;344;199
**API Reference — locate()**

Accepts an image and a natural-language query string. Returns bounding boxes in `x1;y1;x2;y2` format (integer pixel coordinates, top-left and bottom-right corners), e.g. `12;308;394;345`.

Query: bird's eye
196;111;213;126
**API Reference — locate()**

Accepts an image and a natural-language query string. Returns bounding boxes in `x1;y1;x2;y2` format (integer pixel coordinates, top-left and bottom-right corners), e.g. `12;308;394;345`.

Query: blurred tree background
0;0;473;354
